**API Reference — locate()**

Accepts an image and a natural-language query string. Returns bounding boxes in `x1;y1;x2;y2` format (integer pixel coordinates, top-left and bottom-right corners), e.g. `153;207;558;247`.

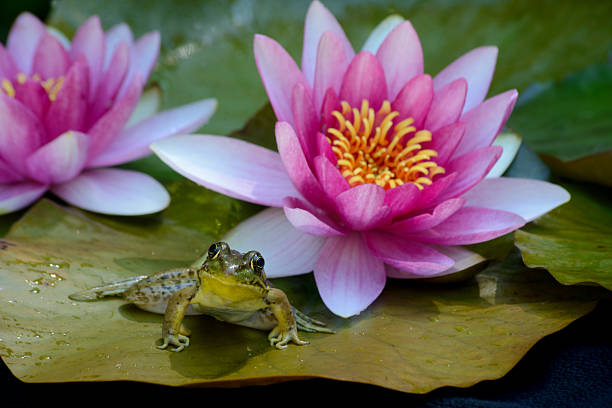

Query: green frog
69;242;332;351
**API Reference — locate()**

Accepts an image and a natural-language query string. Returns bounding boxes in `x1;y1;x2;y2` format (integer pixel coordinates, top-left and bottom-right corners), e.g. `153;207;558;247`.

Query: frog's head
198;241;268;292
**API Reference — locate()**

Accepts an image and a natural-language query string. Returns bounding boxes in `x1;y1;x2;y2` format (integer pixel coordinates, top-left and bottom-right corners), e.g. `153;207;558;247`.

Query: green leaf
515;182;612;291
0;183;601;392
508;64;612;186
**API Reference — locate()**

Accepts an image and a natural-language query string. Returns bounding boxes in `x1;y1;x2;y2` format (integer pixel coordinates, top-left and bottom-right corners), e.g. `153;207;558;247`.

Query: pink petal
415;172;457;210
131;31;160;84
0;44;18;79
254;34;309;125
339;51;387;110
383;182;420;219
436;146;502;202
89;41;130;123
376;21;423;100
222;207;326;277
313;155;349;198
291;83;319;161
6;12;46;74
362;15;405;53
320;87;341;129
424;78;467;132
316;131;336;164
0;182;47;214
44;60;89;140
116;31;160;99
13;79;50;120
334;183;391;230
87;75;142;160
434;46;498;113
51;168;169;215
407;206;525;245
301;0;354;86
104;23;134;70
0;157;23;183
392;74;433;129
386;245;485;279
25;131;89;184
462;177;570;222
363;230;454;275
453;89;518;158
423;122;465;166
313;31;350;114
0;94;46;175
276;122;331;210
386;197;465;234
151;134;299;207
89;98;217;167
32;33;70;80
70;16;105;99
314;232;386;317
283;197;345;237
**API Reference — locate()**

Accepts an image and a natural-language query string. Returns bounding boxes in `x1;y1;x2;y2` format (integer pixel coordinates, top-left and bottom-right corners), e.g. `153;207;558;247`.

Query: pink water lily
152;1;569;317
0;13;216;215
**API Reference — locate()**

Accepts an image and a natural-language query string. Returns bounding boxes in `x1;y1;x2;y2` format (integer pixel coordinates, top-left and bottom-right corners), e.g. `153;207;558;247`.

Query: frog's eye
250;253;265;274
208;242;222;259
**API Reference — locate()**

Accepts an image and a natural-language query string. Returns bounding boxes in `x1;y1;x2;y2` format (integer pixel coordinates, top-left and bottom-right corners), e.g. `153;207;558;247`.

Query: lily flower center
326;100;445;190
1;73;65;102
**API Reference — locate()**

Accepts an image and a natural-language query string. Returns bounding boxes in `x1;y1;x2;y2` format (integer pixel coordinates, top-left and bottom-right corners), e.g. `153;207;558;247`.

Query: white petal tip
487;131;522;178
361;14;405;53
52;169;170;216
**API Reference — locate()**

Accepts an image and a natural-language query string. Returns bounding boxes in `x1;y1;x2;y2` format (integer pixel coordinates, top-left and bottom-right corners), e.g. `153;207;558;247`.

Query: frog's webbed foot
159;285;197;352
265;288;312;349
268;325;308;350
293;307;335;334
157;328;190;352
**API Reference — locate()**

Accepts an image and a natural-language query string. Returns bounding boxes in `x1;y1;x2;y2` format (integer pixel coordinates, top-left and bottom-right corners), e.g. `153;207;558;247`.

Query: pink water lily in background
152;1;570;317
0;13;216;215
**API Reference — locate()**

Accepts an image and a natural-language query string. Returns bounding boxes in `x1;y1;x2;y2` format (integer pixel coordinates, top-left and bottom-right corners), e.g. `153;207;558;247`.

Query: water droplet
20;352;32;359
39;355;51;361
29;288;40;294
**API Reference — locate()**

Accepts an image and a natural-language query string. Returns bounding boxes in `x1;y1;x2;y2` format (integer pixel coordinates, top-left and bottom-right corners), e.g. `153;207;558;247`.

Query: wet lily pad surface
0;183;599;392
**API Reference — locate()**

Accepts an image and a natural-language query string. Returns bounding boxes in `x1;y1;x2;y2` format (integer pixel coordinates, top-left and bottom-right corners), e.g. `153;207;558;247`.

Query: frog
69;242;332;351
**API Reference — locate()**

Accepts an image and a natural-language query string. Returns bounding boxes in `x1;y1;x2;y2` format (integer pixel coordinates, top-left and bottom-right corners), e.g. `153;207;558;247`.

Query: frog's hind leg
68;275;148;301
123;267;201;316
293;307;335;334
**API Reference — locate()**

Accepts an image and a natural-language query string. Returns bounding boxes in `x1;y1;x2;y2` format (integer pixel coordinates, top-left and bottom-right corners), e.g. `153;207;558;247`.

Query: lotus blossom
152;1;570;317
0;13;216;215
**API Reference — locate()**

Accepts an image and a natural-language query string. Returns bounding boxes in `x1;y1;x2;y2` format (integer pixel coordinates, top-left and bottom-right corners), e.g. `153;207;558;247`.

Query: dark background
1;1;611;405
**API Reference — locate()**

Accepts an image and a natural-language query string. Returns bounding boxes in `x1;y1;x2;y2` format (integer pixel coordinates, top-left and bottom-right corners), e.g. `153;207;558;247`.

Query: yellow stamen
1;79;15;98
1;73;65;102
326;99;445;190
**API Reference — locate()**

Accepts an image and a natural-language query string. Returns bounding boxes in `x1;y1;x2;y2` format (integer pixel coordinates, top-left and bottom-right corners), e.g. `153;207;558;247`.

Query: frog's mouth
199;265;268;292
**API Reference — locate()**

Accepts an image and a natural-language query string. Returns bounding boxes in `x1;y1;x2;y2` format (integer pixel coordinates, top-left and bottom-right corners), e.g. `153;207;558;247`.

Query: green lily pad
515;182;612;291
507;64;612;186
0;183;601;392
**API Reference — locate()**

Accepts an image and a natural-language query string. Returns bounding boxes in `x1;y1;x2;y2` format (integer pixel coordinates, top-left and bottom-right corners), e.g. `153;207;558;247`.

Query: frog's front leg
265;288;308;349
157;284;198;352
